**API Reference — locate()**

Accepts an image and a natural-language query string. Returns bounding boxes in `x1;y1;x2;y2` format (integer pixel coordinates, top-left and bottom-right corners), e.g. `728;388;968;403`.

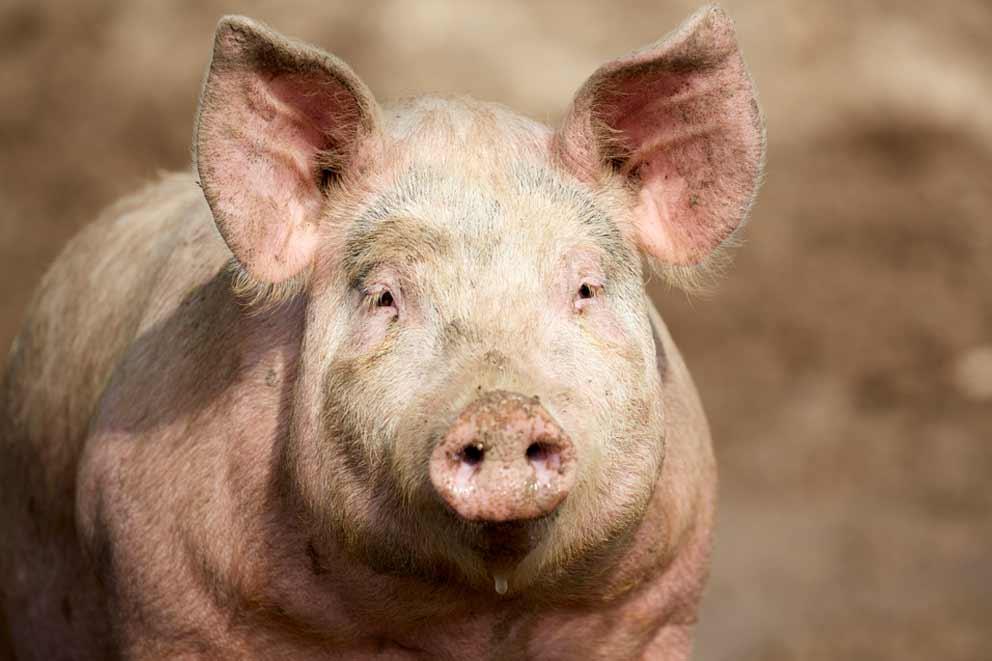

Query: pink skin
0;5;764;660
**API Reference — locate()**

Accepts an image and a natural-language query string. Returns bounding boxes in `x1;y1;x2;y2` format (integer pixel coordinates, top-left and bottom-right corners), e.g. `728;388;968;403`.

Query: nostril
525;442;562;474
525;442;549;462
460;443;485;466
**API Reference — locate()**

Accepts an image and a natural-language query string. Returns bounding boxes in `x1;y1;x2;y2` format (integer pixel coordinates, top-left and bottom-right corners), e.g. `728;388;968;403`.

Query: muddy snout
430;391;577;523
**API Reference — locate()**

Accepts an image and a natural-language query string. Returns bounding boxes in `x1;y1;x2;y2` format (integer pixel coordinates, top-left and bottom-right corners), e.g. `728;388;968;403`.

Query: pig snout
430;391;577;523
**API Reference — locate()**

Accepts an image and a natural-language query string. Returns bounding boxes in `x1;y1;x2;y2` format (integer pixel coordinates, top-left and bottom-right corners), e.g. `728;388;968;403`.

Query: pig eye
574;281;602;311
365;285;398;315
376;290;394;308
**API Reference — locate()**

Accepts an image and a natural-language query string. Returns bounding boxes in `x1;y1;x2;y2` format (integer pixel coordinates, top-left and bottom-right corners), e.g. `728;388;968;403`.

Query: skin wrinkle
650;316;669;381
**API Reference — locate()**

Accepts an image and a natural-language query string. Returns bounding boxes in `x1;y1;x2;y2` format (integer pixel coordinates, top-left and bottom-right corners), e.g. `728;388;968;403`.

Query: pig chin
415;498;571;595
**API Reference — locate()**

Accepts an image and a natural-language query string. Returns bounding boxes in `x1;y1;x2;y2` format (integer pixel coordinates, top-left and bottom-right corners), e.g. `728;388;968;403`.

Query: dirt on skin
1;1;989;658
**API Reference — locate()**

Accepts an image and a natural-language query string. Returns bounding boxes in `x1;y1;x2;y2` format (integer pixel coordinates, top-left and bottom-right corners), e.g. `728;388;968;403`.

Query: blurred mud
1;1;989;658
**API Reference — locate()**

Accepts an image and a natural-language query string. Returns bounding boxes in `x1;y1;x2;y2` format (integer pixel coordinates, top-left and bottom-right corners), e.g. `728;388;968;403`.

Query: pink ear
557;5;765;266
195;16;379;283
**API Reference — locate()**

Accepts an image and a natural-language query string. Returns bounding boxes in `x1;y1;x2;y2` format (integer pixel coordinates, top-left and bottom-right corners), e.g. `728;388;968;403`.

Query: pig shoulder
70;182;314;654
0;172;257;656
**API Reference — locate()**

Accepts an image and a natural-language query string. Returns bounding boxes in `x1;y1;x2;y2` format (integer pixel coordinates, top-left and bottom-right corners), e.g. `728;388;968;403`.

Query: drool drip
494;574;509;595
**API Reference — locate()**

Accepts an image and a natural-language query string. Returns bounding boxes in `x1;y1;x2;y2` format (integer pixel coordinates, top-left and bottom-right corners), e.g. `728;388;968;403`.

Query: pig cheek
542;337;625;474
574;314;660;478
582;307;629;347
346;313;389;354
577;303;643;371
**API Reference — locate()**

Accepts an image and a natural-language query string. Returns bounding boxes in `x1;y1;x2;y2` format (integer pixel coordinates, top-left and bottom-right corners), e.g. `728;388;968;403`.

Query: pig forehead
346;164;631;275
338;96;638;280
371;97;620;228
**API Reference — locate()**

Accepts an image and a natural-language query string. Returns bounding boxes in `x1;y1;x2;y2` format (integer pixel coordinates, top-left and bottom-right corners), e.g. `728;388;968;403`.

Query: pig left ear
556;5;765;269
195;16;380;284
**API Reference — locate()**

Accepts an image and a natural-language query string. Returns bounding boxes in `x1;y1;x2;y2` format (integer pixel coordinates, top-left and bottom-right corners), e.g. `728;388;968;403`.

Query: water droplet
494;574;508;595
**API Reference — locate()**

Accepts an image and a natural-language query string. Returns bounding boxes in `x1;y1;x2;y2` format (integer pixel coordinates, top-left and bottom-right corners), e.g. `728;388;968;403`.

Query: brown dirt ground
1;1;989;658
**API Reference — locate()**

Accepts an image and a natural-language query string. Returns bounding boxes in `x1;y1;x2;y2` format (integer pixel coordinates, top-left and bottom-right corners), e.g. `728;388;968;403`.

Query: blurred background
1;0;989;658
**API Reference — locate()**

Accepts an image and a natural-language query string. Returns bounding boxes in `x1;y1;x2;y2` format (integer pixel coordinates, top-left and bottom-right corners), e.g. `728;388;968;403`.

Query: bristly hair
648;225;742;296
227;257;310;312
654;139;767;295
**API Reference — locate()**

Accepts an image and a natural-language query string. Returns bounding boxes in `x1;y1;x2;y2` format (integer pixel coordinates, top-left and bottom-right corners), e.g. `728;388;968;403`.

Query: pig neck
234;464;711;658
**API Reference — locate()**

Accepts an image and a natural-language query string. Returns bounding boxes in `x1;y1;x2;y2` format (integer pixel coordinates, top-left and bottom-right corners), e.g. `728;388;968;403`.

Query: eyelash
375;290;394;308
364;286;397;313
575;281;603;310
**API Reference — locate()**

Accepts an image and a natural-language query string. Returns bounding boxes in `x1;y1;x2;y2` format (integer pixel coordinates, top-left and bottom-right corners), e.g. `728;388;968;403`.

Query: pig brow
342;216;453;285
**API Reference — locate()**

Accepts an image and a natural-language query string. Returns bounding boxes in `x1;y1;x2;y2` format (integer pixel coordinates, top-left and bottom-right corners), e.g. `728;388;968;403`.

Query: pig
0;5;764;659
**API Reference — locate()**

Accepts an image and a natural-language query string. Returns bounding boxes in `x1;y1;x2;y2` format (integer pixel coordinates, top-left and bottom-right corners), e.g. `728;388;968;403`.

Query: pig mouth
462;516;554;559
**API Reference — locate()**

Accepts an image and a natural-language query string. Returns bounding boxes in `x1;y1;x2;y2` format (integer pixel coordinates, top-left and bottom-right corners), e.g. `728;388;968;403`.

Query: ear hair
226;257;311;312
556;5;766;290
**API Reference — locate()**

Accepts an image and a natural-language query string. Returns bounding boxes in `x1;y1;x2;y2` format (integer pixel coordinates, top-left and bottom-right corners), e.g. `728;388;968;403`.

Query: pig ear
195;16;380;284
556;5;765;269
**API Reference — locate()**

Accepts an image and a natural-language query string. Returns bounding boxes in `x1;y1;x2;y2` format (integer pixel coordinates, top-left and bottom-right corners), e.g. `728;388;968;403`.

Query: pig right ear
195;16;379;284
556;6;765;278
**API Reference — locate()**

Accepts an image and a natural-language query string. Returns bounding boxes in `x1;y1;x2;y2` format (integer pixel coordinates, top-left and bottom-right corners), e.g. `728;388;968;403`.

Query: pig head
195;5;762;598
